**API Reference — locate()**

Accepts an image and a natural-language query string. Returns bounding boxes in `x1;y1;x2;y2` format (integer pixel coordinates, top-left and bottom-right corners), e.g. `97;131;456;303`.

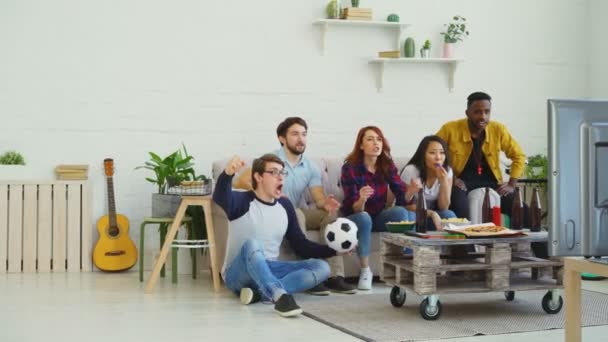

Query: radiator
0;181;92;273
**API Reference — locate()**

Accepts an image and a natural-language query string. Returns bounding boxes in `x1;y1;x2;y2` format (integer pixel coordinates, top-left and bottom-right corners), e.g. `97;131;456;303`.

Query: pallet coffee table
380;232;563;320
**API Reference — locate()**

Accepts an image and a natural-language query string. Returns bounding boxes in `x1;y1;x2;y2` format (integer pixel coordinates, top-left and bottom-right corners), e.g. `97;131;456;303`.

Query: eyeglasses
263;169;288;177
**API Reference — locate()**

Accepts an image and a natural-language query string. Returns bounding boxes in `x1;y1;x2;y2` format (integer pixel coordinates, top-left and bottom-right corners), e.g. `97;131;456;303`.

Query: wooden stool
139;216;192;282
144;196;220;293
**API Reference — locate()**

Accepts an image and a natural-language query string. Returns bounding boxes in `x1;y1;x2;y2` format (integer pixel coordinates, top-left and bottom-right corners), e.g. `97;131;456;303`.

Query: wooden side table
144;196;221;293
564;258;608;342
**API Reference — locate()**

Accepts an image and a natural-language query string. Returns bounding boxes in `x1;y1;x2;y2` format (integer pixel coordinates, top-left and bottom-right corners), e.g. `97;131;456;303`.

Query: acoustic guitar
93;158;138;271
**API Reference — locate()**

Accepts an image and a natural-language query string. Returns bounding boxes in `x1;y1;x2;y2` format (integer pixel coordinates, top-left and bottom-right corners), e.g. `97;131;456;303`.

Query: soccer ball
324;218;358;253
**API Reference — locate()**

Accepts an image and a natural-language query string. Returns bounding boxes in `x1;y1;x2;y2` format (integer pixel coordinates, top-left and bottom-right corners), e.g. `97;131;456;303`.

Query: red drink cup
492;206;502;226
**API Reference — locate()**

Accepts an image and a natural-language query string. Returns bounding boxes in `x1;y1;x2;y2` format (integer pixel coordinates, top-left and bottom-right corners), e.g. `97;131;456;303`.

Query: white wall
0;0;592;269
589;0;608;97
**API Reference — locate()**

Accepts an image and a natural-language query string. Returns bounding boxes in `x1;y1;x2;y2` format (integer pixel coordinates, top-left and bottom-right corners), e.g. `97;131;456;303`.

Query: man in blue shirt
235;117;357;294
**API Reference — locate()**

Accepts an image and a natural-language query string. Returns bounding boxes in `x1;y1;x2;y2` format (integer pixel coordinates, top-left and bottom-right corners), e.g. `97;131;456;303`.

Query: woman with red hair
340;126;417;290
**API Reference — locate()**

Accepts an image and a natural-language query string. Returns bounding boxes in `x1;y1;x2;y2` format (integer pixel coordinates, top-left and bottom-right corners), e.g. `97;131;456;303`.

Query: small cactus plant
326;0;340;19
0;151;25;165
422;39;431;50
387;14;400;22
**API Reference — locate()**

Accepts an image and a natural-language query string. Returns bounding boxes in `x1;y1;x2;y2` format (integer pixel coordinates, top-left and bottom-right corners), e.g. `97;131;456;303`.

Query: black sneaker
326;276;357;294
307;283;330;296
240;287;261;305
274;294;302;317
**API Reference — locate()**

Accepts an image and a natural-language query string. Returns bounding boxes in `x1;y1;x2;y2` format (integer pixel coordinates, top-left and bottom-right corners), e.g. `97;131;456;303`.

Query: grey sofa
211;156;410;277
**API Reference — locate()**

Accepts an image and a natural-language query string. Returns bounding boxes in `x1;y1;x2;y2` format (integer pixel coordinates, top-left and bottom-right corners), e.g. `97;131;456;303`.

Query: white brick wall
0;0;599;270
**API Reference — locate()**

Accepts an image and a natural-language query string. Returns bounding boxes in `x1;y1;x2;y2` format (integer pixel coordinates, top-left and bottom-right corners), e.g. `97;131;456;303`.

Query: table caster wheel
420;298;442;320
542;291;563;314
390;286;406;307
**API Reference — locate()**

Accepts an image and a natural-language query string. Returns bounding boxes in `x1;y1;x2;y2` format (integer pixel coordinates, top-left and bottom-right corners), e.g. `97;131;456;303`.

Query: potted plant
420;39;431;58
0;150;28;180
136;144;207;217
525;154;548;180
351;0;360;7
440;15;469;58
525;154;548;196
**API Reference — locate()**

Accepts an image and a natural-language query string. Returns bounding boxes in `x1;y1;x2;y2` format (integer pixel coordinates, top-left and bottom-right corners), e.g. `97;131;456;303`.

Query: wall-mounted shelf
369;58;464;92
313;19;410;55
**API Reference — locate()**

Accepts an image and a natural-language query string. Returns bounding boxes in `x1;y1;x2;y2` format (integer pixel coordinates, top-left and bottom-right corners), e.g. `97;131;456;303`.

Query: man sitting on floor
234;116;356;295
213;154;345;317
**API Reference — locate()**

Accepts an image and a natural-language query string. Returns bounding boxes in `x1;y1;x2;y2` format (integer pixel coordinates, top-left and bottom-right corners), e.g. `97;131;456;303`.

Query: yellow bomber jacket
436;118;526;183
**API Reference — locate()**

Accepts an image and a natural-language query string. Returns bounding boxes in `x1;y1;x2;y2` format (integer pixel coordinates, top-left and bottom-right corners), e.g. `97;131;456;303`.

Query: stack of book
55;164;89;180
342;8;372;21
378;50;400;58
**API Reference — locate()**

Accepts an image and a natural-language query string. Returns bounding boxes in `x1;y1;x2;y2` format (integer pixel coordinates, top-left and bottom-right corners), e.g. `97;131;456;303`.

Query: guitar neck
106;177;118;227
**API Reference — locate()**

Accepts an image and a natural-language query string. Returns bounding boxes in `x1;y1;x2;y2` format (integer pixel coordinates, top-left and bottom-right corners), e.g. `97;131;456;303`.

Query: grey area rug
296;289;608;342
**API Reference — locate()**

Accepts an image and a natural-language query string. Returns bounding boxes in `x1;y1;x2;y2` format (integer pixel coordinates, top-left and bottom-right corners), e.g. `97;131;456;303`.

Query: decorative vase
420;48;430;58
404;38;415;58
442;43;454;58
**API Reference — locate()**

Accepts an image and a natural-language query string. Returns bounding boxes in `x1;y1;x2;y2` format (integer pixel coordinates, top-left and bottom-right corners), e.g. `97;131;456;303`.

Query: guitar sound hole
108;226;119;237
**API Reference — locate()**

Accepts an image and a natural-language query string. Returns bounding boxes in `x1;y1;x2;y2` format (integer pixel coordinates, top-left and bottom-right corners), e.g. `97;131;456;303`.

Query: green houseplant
524;154;548;200
440;15;469;58
0;150;28;180
0;151;25;165
420;39;431;58
136;144;204;195
525;154;548;180
136;144;209;240
136;144;207;215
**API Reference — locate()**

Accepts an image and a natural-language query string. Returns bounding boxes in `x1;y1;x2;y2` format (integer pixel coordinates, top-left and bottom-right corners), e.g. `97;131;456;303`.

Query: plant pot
442;43;454;58
351;0;359;7
420;48;431;58
0;165;38;181
151;193;182;218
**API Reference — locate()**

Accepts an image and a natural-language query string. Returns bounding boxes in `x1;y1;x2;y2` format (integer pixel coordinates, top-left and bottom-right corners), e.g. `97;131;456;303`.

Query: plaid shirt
340;160;408;218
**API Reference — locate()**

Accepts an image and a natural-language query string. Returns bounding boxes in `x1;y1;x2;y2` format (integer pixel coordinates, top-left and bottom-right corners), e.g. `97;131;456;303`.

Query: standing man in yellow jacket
436;91;527;225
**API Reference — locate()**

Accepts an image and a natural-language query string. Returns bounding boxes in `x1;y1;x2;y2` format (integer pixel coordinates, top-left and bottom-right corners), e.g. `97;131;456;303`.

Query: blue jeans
223;239;330;301
347;207;414;256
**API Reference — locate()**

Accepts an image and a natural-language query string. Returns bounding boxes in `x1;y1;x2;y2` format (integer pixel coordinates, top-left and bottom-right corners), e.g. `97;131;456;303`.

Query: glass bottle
511;186;524;230
529;187;542;232
415;189;427;233
482;187;493;223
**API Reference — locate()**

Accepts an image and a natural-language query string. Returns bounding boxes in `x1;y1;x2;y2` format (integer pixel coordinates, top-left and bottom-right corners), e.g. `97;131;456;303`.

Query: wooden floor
1;271;607;342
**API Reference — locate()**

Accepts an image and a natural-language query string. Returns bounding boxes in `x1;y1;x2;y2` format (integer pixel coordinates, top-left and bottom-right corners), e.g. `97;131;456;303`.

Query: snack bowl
386;221;416;233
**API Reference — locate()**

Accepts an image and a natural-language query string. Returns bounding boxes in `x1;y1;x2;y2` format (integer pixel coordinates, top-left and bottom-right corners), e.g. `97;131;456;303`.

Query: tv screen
548;99;608;257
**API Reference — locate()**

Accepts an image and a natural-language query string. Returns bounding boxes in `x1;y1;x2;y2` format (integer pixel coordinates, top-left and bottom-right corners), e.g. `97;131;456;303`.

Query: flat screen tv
548;99;608;257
